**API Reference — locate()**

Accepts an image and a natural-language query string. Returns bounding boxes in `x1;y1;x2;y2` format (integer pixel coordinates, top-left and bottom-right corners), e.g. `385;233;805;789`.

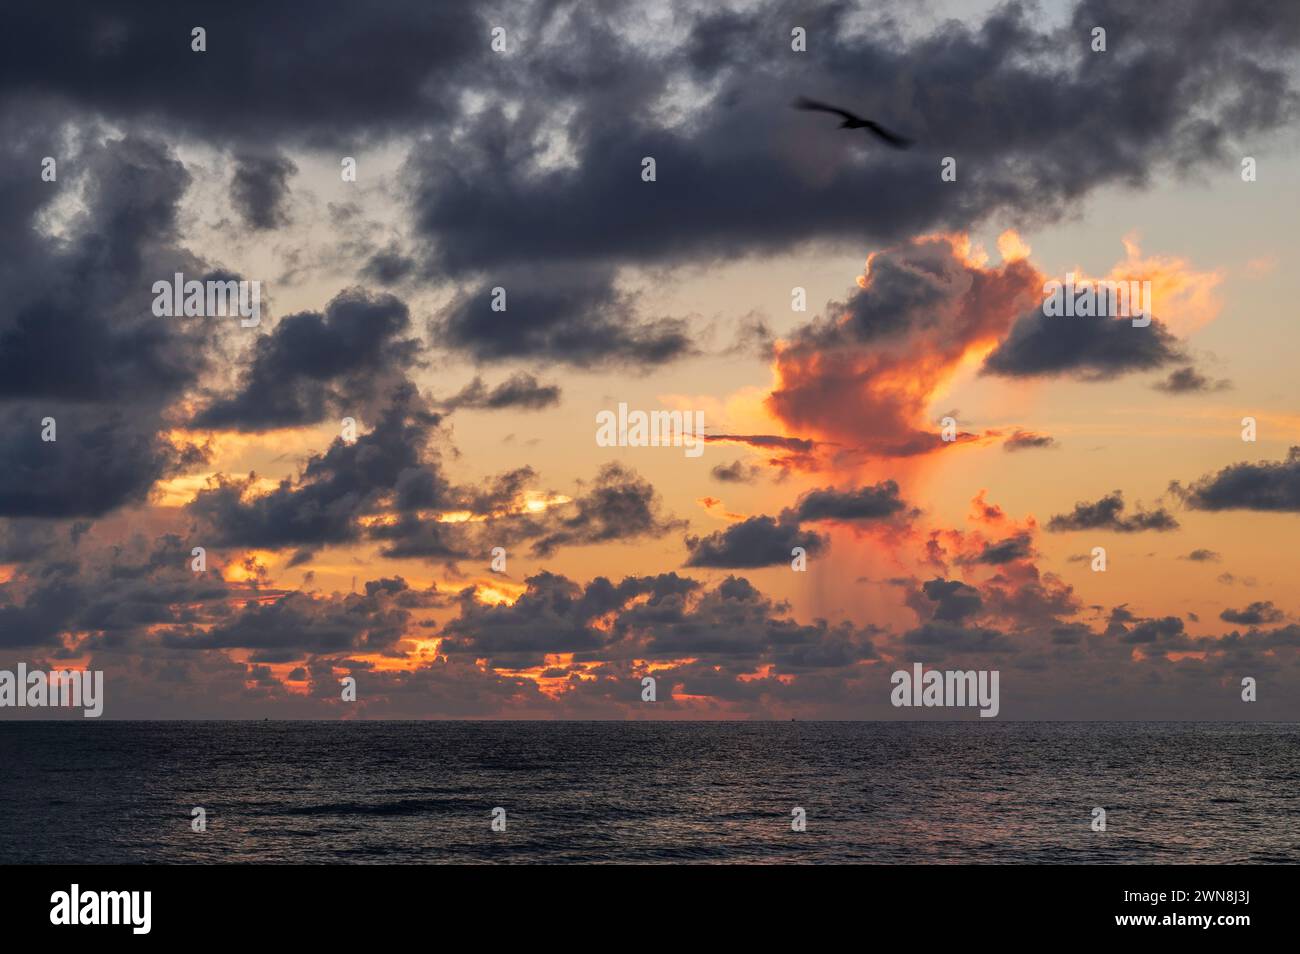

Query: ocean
2;721;1297;864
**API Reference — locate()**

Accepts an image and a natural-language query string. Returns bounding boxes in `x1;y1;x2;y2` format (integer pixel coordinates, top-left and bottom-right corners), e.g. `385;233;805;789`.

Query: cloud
707;434;815;453
1002;429;1056;452
710;459;762;484
1219;601;1284;625
791;481;913;523
361;248;418;286
439;570;875;671
1114;615;1187;646
439;571;699;667
1;1;485;142
1171;448;1300;512
962;532;1035;566
189;288;421;431
1180;548;1221;562
435;269;693;368
437;373;561;412
161;577;442;660
406;0;1299;280
684;514;825;568
229;152;297;230
188;386;446;549
516;463;685;558
767;236;1042;454
0;533;237;650
0;130;219;518
982;311;1186;380
916;578;983;623
0;408;204;518
1046;491;1180;533
393;0;1297;369
1152;366;1231;394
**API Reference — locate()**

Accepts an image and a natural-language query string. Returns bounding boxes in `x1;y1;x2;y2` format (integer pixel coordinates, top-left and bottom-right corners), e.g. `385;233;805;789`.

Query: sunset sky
2;0;1299;718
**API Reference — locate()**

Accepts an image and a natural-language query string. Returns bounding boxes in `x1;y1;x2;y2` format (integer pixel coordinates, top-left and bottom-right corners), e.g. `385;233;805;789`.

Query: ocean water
1;721;1297;864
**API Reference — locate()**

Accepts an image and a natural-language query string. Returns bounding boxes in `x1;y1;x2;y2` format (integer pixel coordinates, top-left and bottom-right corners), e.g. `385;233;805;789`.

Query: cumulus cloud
1219;601;1284;625
437;373;561;412
1152;365;1231;394
1002;430;1057;452
767;236;1041;454
684;514;825;568
710;459;762;484
1046;491;1180;533
982;311;1186;380
190;288;421;431
1171;448;1300;512
229;152;297;230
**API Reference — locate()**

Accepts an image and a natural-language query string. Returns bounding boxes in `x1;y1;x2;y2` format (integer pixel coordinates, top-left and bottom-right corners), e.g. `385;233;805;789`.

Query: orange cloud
766;234;1043;456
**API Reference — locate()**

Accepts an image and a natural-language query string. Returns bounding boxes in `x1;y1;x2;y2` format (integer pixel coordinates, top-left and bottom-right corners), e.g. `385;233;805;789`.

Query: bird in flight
793;96;913;149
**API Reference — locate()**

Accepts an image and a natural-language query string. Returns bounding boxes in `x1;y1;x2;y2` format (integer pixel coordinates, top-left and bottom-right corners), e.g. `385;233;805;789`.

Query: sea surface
2;721;1297;864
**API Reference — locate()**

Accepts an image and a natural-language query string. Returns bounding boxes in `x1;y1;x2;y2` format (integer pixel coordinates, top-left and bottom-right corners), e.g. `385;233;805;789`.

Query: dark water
1;721;1297;863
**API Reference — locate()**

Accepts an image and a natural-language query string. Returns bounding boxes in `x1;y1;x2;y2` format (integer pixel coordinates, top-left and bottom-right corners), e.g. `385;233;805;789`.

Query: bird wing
793;96;861;124
862;120;914;149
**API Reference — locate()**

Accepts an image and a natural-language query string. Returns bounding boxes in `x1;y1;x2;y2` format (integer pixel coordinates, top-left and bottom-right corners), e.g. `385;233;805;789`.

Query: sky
1;0;1299;719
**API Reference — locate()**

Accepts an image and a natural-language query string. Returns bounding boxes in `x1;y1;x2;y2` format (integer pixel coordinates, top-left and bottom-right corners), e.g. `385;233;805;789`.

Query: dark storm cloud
439;569;874;669
188;387;446;548
389;0;1300;367
0;533;237;650
682;482;910;569
0;126;220;518
1152;365;1231;394
1219;601;1284;625
190;288;421;432
0;520;73;563
161;577;442;659
631;575;876;665
1170;448;1300;512
684;514;825;568
917;578;982;623
0;409;203;518
439;571;701;667
408;0;1299;279
0;131;210;405
792;481;911;522
982;312;1187;380
435;270;693;368
1046;491;1179;533
0;569;84;649
229;152;297;230
438;373;561;412
0;1;485;143
900;620;1012;654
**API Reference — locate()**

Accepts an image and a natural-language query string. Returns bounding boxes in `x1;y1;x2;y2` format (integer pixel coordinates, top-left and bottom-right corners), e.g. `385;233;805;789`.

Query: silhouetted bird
793;97;913;149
